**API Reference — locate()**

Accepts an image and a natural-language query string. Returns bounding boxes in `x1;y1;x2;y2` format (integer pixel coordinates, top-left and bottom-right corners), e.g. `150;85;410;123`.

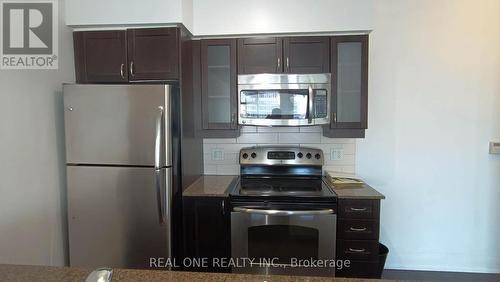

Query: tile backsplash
203;126;356;175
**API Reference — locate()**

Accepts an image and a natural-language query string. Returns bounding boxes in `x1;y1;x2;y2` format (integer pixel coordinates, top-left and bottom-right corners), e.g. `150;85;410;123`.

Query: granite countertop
183;175;239;197
0;264;407;282
183;175;385;200
323;177;385;200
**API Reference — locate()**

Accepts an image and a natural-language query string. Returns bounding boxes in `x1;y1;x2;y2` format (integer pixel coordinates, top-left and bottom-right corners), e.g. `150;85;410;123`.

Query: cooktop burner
231;146;337;203
230;177;336;202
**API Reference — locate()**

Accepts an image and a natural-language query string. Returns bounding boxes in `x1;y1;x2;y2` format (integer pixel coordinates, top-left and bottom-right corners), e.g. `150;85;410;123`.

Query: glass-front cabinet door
328;35;368;130
200;39;238;134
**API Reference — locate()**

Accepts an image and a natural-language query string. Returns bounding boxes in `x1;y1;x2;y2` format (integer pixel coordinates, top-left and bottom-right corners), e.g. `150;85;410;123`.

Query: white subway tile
217;143;256;153
217;165;240;175
259;143;299;147
320;136;355;144
257;127;299;133
299;126;322;133
203;138;237;144
279;133;321;144
324;154;356;166
240;126;257;133
203;128;357;175
237;133;278;144
323;166;344;174
341;166;356;173
204;152;239;165
204;165;217;175
303;144;332;154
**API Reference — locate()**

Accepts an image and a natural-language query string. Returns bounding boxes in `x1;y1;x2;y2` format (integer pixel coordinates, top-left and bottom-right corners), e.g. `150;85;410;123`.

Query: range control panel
240;146;324;166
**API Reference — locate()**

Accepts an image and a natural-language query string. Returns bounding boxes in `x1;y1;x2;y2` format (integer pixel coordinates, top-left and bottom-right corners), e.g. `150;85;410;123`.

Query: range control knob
297;152;303;158
242;153;248;159
251;152;257;158
315;153;321;160
306;153;312;159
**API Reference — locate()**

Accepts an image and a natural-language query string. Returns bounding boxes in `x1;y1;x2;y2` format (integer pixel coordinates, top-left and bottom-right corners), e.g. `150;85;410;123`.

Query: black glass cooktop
230;176;336;202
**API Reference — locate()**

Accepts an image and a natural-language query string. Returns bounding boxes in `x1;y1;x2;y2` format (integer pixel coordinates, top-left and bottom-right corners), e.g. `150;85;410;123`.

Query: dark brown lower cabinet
183;196;231;273
336;199;381;278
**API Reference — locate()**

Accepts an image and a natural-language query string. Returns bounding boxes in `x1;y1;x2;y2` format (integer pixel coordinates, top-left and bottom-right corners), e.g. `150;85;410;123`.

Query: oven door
237;74;331;126
231;207;336;276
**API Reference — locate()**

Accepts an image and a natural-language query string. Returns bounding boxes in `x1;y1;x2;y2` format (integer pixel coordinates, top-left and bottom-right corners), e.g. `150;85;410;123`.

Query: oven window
248;225;319;265
240;90;308;119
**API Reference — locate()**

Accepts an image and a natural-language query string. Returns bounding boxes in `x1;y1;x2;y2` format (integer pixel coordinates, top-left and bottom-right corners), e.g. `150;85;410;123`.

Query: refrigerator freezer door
64;84;172;167
67;166;172;268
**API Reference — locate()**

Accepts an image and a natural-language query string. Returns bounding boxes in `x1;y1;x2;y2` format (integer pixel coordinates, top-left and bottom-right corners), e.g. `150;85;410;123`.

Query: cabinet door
183;196;231;272
283;37;329;73
329;35;368;129
237;37;283;74
200;39;239;136
127;28;179;81
73;31;128;83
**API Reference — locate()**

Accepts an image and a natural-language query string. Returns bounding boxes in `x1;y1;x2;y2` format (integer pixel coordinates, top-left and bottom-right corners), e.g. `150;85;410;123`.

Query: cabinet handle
333;112;337;123
130;61;135;77
350;227;367;232
221;200;225;215
277;57;281;70
120;63;125;79
286;57;289;70
348;248;367;253
350;207;367;212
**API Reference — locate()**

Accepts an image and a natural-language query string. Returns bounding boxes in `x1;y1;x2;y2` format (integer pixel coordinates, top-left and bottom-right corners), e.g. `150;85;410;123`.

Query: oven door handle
233;207;334;215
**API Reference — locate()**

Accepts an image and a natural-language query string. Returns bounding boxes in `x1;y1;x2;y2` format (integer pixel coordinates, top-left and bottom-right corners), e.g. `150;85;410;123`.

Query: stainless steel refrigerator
63;84;182;269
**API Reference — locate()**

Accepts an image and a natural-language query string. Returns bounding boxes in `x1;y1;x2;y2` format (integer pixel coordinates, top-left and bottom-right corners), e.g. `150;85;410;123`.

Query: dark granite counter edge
323;177;386;200
183;175;239;197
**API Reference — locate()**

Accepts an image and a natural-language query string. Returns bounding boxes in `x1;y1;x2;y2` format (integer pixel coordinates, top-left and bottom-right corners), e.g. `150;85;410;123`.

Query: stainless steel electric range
230;146;337;277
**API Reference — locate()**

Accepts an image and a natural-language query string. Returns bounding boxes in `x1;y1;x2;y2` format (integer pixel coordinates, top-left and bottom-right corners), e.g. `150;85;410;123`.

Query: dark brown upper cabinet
283;37;330;73
323;35;368;137
237;36;329;74
73;30;128;83
127;28;179;81
74;28;179;83
237;37;283;74
194;39;239;138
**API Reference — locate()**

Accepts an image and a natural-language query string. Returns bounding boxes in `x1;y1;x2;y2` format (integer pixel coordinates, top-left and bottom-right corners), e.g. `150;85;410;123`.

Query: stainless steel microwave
238;73;331;126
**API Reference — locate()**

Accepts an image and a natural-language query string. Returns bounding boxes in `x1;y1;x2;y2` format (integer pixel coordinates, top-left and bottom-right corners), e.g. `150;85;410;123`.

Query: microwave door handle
233;207;334;215
308;85;314;124
154;106;165;225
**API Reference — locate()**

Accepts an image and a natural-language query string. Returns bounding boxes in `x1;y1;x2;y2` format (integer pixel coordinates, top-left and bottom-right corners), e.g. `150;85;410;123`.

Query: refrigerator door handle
154;106;166;225
154;106;164;169
155;169;165;225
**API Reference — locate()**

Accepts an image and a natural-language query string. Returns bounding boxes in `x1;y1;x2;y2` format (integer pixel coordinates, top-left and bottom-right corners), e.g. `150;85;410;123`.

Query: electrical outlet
211;149;224;161
490;142;500;154
331;148;344;160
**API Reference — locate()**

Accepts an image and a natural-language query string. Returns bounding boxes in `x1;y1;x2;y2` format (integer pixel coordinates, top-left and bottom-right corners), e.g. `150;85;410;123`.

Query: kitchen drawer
339;199;379;219
338;219;379;240
337;240;378;261
335;260;379;278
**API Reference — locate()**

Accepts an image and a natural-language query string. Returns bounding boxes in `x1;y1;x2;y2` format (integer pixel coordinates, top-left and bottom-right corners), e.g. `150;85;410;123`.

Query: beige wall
358;0;500;272
0;0;74;266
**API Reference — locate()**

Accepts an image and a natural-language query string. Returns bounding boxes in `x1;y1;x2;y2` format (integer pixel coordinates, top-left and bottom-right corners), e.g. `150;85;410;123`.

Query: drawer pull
350;227;367;232
350;207;367;212
348;248;367;253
